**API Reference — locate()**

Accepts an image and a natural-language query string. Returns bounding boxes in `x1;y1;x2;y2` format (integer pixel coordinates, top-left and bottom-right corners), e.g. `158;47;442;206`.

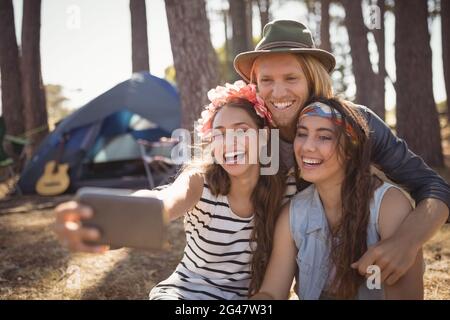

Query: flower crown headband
196;80;274;138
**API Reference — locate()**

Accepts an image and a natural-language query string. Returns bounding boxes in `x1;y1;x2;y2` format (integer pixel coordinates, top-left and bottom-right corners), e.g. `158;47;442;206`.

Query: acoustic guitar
36;137;70;196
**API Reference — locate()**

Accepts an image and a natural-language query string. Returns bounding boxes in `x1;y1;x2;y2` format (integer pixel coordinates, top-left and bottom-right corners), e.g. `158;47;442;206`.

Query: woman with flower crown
54;80;292;300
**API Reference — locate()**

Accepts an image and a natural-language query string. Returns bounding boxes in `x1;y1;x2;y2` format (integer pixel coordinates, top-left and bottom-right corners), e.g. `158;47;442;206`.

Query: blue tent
18;72;181;194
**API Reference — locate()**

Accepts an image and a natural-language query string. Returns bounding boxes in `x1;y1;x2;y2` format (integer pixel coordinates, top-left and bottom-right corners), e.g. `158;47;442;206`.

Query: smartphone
76;187;167;251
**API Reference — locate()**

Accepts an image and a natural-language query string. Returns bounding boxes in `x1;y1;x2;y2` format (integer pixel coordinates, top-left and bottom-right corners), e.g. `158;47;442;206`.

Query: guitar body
36;161;70;196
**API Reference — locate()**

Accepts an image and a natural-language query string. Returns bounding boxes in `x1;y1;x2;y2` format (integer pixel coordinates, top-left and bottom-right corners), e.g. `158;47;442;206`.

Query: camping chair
137;138;179;189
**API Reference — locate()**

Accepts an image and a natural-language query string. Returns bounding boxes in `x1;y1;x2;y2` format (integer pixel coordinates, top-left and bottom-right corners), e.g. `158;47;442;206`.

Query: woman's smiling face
211;105;261;177
294;115;345;185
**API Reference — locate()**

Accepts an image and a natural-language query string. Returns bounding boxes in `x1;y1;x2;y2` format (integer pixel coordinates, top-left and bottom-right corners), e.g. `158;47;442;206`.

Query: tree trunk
21;0;48;159
229;0;252;80
255;0;270;36
305;0;317;36
442;0;450;120
395;0;443;167
130;0;150;73
165;0;220;130
0;0;25;155
222;9;233;82
246;0;253;47
341;0;384;118
372;0;386;120
320;0;331;52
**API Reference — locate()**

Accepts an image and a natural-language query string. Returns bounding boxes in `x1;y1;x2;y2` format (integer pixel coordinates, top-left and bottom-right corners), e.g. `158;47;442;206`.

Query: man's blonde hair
295;54;333;99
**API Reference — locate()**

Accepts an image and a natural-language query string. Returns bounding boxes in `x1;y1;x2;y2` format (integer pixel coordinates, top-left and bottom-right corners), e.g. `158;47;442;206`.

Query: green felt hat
234;20;336;82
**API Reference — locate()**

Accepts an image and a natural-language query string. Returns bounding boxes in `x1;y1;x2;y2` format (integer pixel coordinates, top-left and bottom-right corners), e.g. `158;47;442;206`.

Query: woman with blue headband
251;97;424;300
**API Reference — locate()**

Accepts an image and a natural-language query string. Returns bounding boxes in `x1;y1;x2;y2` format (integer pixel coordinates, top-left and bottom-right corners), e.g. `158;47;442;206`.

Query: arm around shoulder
361;104;450;212
378;187;413;240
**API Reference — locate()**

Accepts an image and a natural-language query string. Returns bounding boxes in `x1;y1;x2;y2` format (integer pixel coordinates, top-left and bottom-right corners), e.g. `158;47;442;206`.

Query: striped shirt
150;181;254;300
149;174;299;300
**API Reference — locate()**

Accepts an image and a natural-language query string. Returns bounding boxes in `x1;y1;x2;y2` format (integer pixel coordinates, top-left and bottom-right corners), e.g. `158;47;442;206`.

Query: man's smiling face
255;53;310;141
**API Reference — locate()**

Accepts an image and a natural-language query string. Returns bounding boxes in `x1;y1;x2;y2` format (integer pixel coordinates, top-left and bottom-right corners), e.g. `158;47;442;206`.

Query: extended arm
132;169;204;221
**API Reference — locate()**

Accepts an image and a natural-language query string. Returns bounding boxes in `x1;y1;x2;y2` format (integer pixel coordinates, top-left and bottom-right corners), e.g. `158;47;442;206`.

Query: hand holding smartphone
75;187;167;251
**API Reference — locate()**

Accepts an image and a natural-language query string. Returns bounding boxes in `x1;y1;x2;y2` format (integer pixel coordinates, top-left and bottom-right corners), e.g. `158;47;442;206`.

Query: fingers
352;243;412;286
79;227;101;242
55;201;93;224
352;245;391;280
380;265;395;283
76;243;110;254
374;255;391;282
57;224;101;252
53;201;107;254
384;263;409;286
385;249;423;286
385;272;402;286
352;245;379;277
67;231;108;254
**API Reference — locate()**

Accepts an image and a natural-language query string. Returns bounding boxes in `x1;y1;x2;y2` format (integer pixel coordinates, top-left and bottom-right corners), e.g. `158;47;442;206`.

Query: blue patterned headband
299;101;357;141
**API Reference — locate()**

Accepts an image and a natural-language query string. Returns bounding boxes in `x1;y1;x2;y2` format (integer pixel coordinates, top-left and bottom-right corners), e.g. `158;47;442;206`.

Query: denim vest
289;182;397;300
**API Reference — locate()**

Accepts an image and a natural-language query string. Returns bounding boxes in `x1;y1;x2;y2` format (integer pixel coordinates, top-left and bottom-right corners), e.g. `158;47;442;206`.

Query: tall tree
245;0;253;47
21;0;48;158
341;0;384;118
221;9;233;82
130;0;150;73
372;0;386;119
304;0;316;37
165;0;220;130
442;0;450;120
395;0;443;167
0;0;25;157
320;0;331;52
229;0;252;80
255;0;270;36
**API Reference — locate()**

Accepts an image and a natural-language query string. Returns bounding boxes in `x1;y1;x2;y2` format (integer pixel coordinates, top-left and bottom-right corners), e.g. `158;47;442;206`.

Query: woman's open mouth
224;151;246;165
301;157;323;169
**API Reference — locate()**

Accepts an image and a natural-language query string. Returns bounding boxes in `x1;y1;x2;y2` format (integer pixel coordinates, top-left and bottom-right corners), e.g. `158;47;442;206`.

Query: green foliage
164;65;177;85
45;84;71;130
436;100;448;114
216;43;234;83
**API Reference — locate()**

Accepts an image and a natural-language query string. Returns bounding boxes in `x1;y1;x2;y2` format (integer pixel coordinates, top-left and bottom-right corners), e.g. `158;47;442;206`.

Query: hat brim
233;48;336;83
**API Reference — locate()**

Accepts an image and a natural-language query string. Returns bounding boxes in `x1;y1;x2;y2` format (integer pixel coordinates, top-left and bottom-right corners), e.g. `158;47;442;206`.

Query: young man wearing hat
234;20;449;286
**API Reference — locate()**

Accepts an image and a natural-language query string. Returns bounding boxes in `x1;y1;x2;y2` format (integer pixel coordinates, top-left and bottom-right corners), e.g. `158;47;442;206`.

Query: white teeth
302;157;322;165
224;151;245;164
224;151;245;158
272;101;294;110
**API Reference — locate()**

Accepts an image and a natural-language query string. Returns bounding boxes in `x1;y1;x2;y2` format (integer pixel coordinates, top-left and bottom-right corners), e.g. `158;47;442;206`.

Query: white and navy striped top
149;174;298;300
